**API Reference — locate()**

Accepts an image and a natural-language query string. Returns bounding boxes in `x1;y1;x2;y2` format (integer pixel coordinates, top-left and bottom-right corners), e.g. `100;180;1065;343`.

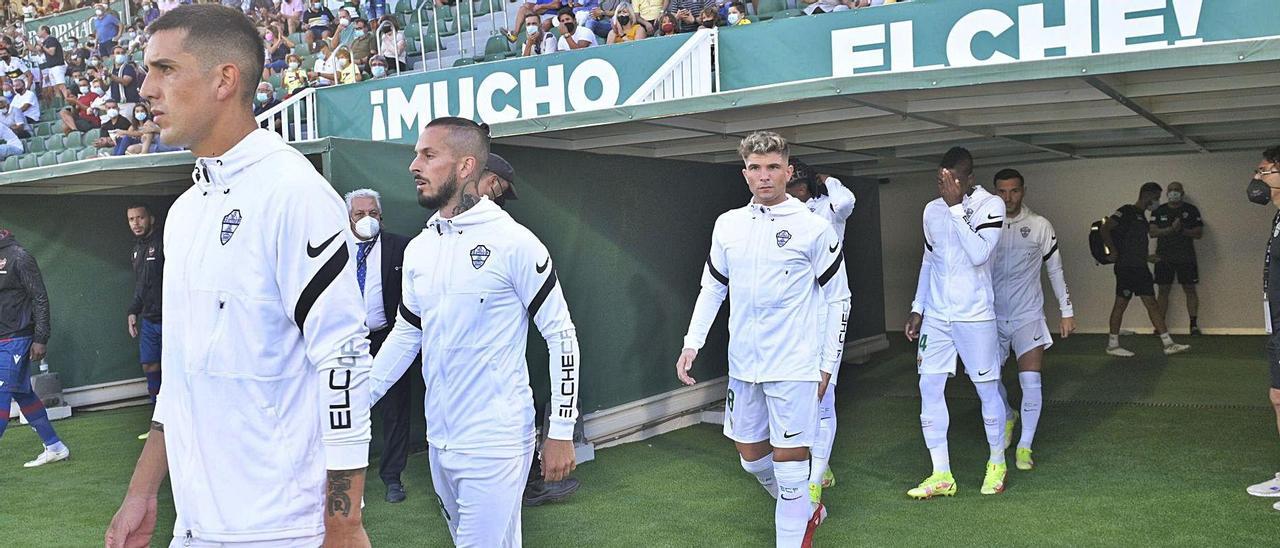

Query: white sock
1159;332;1174;346
741;454;779;499
996;378;1015;419
1108;334;1120;347
1018;372;1043;450
809;387;836;487
47;441;67;453
919;374;950;473
773;459;811;548
974;380;1006;464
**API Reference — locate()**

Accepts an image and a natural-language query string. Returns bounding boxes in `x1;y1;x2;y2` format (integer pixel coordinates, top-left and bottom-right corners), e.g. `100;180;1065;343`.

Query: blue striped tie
357;240;374;294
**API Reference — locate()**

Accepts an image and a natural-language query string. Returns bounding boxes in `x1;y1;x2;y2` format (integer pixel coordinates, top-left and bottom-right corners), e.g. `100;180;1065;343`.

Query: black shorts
1114;265;1155;299
1154;261;1199;285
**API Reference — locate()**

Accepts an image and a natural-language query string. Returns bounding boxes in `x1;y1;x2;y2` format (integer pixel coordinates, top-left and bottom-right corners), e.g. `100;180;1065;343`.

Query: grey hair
344;188;382;211
738;131;789;162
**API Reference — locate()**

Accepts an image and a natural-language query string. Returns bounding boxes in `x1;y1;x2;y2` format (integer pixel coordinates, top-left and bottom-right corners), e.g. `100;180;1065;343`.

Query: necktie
357;240;374;294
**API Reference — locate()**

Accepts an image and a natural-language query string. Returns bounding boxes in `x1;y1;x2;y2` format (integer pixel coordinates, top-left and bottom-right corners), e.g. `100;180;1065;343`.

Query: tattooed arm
323;468;370;547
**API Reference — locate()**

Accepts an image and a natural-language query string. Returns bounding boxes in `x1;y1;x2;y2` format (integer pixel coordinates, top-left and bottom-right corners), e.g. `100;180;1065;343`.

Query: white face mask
107;107;119;119
727;12;740;24
354;216;381;240
525;24;539;37
1168;190;1184;203
337;58;349;68
288;61;300;69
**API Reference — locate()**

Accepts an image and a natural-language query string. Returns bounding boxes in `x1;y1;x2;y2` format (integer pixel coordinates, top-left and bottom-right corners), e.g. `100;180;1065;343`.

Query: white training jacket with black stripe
371;198;581;456
154;129;373;543
911;186;1007;322
994;205;1074;324
805;176;856;242
683;197;852;384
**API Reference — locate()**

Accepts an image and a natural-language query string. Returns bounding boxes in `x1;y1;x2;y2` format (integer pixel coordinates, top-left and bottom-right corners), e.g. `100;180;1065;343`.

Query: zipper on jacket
184;530;192;547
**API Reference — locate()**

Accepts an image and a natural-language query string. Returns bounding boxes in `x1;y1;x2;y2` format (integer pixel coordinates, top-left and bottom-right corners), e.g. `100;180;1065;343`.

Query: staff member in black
126;203;164;441
1246;145;1280;509
345;188;418;503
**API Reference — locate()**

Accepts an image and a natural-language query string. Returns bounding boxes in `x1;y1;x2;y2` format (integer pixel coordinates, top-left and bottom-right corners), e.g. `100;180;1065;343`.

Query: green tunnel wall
0;139;885;417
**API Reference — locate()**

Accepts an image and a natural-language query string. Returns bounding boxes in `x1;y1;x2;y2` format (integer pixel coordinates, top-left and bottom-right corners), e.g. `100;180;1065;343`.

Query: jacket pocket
191;290;293;379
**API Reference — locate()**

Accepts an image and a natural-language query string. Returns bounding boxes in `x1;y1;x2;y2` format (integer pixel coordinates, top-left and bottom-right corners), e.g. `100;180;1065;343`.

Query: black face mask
701;20;715;28
1248;178;1275;205
617;15;631;25
563;22;575;32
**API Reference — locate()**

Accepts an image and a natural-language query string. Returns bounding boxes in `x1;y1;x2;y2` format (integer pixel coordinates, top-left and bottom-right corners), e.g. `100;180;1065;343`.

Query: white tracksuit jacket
912;186;1006;322
683;197;851;384
805;176;856;242
371;198;580;453
994;206;1073;323
154;129;373;543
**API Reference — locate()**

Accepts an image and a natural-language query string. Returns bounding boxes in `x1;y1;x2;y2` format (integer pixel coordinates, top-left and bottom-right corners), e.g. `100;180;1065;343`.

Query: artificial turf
1;334;1277;546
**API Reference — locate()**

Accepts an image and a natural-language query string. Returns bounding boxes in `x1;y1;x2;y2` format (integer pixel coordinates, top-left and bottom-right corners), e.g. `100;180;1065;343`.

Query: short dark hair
1265;145;1280;165
39;25;50;34
148;5;264;105
787;157;825;198
1140;181;1162;196
126;202;154;216
940;146;973;177
557;7;575;19
426;117;491;181
993;168;1024;187
729;1;747;11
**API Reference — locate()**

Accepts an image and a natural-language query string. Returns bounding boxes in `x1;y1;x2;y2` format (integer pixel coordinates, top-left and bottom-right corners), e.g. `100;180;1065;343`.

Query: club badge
220;209;242;245
470;245;491;269
776;230;792;248
1021;226;1031;238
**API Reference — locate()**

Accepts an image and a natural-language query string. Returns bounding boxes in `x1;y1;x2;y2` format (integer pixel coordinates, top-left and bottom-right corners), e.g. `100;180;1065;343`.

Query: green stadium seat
436;16;458;38
472;0;492;16
36;151;58;167
44;134;65;151
268;73;283;90
25;137;43;154
437;4;456;22
453;57;475;67
458;13;473;34
482;52;506;62
1;155;18;171
33;122;51;137
757;0;787;15
484;34;510;56
57;149;79;163
77;147;97;161
771;8;804;19
17;154;37;170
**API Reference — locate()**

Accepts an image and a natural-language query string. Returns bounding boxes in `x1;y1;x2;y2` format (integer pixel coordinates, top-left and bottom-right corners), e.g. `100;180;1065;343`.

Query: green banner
22;2;127;46
315;34;695;143
718;0;1280;91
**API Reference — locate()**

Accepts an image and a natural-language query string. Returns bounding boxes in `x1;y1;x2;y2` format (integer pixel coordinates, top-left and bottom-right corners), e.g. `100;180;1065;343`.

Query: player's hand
938;168;964;206
817;371;831;400
676;348;698;385
1060;316;1076;338
105;494;158;548
541;438;577;482
30;342;46;363
322;524;370;548
904;312;922;341
127;314;138;338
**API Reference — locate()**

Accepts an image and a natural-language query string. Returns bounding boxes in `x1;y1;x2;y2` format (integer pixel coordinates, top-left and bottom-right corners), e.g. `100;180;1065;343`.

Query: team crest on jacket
0;257;6;272
470;245;491;269
220;209;242;245
776;230;792;247
1021;226;1031;238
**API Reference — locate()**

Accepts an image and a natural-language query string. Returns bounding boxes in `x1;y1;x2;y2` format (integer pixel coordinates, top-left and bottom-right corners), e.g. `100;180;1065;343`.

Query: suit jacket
377;231;410;332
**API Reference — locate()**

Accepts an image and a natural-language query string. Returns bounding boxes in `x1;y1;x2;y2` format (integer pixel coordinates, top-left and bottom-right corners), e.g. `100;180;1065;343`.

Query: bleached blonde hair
738;131;789;163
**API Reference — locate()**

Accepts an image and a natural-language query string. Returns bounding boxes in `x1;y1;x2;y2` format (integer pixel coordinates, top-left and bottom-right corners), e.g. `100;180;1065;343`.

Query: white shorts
723;377;818;449
43;64;66;86
997;317;1053;365
169;534;324;547
430;445;532;548
917;317;1001;382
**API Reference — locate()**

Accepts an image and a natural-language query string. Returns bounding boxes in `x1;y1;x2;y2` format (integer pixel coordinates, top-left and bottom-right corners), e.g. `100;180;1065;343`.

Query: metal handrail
375;18;401;76
255;87;318;142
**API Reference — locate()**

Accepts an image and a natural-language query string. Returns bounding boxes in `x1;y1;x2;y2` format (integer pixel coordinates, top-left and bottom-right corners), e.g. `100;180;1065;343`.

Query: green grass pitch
2;334;1277;546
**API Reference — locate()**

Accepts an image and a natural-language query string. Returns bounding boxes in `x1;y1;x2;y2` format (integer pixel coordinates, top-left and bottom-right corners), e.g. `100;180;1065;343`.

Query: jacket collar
748;196;808;218
425;197;505;235
190;129;289;194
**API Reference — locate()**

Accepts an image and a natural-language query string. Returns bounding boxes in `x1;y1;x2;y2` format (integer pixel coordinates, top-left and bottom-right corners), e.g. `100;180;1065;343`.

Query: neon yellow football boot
822;469;836;489
981;462;1007;495
907;472;957;499
1015;448;1035;471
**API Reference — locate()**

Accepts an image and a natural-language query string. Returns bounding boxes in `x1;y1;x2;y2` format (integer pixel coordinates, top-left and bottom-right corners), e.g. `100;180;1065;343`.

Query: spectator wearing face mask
654;12;679;36
521;13;557;56
109;103;153;156
0;115;19;161
58;77;101;134
0;96;31;140
262;25;294;78
9;78;38;126
725;1;750;25
311;43;336;86
665;0;713;33
303;0;335;42
106;45;142;105
281;53;309;96
556;7;596;50
93;4;121;57
607;3;647;44
334;48;360;84
141;2;162;25
91;99;131;150
0;48;32;88
368;55;389;79
512;0;563;41
374;16;407;72
280;0;306;35
344;19;375;70
68;38;91;64
696;5;719;28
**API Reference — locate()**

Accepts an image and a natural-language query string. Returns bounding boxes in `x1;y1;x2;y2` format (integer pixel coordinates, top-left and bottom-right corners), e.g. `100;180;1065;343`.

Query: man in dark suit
345;188;418;503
